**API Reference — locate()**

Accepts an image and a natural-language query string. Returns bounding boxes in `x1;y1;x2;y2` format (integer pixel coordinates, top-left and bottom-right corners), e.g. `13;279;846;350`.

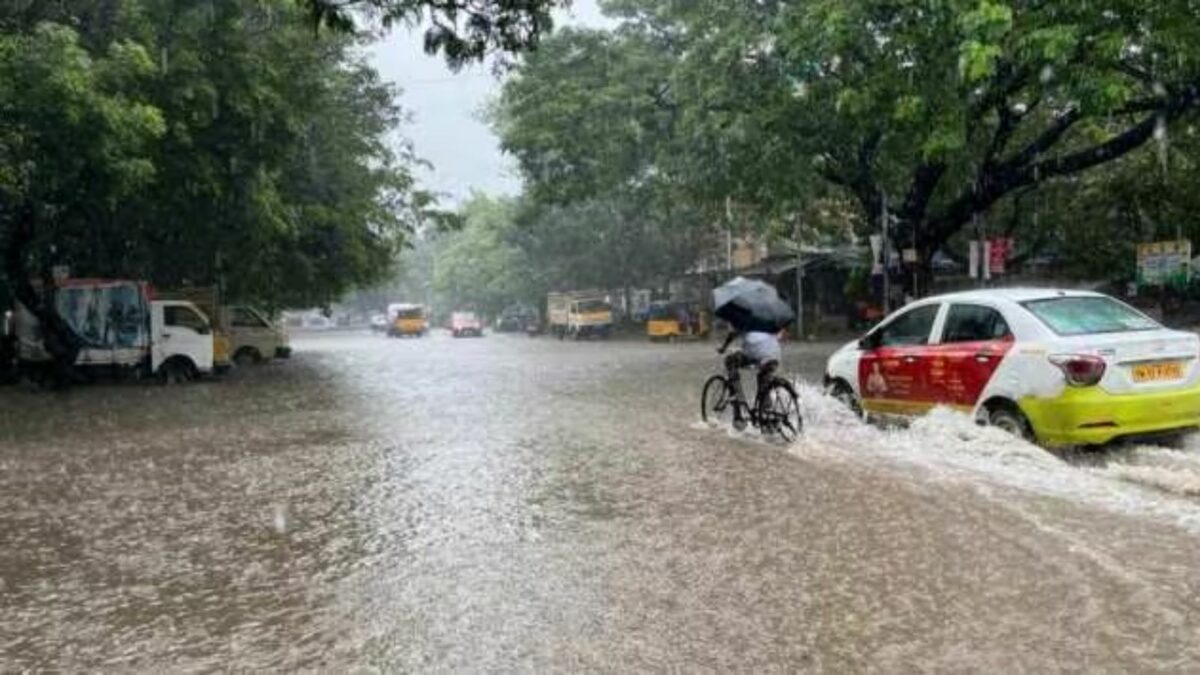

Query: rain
6;0;1200;671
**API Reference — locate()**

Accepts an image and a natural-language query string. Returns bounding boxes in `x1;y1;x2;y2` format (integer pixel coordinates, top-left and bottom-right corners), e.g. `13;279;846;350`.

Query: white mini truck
16;279;214;382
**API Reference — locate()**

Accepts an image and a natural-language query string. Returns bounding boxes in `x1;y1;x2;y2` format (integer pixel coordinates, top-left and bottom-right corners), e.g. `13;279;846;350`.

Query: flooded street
4;331;1200;670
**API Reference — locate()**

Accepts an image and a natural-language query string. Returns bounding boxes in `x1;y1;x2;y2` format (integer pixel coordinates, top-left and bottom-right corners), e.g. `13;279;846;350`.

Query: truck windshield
1021;297;1160;336
397;309;424;319
577;300;610;313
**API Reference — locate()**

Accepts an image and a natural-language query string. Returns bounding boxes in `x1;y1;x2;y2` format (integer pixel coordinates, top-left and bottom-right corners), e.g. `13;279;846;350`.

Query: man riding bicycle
717;329;781;429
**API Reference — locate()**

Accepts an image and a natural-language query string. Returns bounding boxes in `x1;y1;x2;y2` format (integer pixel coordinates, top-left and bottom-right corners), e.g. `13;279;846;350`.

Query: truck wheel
160;359;192;385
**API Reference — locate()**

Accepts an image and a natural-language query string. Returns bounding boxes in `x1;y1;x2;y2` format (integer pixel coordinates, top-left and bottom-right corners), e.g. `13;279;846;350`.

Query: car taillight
1048;354;1107;387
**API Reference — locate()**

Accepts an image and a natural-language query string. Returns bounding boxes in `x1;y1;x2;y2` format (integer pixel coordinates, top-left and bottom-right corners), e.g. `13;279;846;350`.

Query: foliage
1;0;554;317
298;0;566;68
432;193;535;316
500;0;1200;292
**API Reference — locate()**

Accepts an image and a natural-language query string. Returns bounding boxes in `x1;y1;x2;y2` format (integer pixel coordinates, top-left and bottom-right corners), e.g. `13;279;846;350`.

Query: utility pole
881;191;890;314
912;220;919;299
725;196;734;274
794;221;804;340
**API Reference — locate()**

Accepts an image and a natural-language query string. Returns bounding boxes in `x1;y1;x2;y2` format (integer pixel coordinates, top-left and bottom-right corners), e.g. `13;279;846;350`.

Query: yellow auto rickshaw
647;302;710;341
388;303;428;337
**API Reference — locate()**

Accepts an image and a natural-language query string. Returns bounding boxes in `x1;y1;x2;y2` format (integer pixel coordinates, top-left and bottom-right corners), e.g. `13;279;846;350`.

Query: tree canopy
1;0;561;317
492;0;1200;292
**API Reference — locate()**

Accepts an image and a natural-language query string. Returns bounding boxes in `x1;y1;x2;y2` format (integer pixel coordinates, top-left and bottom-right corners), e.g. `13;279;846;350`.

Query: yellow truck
387;303;428;338
547;291;614;340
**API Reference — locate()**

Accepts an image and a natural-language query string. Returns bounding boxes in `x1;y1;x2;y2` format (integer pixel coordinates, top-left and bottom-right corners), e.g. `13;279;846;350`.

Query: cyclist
717;328;782;429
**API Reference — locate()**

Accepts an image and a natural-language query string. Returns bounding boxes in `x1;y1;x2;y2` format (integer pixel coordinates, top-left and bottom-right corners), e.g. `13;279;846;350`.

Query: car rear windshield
1021;297;1160;336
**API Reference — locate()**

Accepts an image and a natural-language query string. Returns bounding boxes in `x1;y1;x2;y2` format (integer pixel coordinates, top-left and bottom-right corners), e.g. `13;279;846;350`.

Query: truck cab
152;301;215;379
567;298;613;340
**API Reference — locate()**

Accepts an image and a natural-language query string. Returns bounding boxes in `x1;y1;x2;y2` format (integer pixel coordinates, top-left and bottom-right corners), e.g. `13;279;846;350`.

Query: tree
607;0;1200;291
298;0;566;67
0;22;165;371
433;193;535;317
494;27;722;299
1;0;559;376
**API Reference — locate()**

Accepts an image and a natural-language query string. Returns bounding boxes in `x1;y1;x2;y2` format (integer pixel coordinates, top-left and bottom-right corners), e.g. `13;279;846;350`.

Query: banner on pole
969;241;980;279
1137;240;1191;286
988;237;1012;275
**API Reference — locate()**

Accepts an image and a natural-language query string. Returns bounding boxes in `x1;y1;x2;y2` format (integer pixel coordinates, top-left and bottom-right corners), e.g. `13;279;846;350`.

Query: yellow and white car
824;289;1200;447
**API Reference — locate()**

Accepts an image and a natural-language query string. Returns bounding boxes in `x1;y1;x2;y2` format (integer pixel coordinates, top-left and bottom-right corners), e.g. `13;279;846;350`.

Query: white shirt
742;331;781;363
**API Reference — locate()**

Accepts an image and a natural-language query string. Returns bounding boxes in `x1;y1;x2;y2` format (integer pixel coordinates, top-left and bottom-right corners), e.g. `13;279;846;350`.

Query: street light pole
881;191;890;314
794;222;804;340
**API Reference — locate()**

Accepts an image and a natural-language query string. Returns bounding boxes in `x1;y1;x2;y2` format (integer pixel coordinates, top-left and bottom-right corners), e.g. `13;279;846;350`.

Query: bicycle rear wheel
701;375;735;426
759;379;803;442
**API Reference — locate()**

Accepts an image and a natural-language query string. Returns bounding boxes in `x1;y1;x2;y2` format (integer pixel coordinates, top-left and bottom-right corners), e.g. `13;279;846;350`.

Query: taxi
824;289;1200;447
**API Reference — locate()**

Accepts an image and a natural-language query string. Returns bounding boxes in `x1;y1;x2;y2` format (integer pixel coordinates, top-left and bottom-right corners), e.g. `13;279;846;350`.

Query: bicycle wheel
701;375;735;426
758;379;803;442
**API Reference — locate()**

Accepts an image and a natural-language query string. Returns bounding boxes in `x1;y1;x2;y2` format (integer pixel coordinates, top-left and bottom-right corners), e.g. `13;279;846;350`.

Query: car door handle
974;352;994;363
902;355;920;364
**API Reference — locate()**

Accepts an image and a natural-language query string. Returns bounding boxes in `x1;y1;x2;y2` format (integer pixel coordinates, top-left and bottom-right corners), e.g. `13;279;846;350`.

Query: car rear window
1021;297;1160;336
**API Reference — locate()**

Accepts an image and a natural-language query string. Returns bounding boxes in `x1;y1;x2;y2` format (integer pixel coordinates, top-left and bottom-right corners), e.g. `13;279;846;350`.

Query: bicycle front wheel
759;379;803;442
701;375;735;426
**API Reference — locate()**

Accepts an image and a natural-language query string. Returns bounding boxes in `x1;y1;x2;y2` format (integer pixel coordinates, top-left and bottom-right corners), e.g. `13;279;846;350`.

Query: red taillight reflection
1048;354;1107;387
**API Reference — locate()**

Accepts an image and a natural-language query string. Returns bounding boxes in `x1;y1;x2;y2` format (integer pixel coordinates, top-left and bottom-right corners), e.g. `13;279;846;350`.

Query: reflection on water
2;332;1200;670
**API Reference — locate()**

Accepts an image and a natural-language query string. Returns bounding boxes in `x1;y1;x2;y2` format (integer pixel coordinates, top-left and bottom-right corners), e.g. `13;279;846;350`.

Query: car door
858;303;942;416
924;303;1015;409
155;303;212;371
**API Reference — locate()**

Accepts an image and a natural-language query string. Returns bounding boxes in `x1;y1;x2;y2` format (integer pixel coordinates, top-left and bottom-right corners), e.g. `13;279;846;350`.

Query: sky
366;1;612;205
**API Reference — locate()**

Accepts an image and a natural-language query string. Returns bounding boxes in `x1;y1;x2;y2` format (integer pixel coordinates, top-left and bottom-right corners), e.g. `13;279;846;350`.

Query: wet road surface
3;331;1200;670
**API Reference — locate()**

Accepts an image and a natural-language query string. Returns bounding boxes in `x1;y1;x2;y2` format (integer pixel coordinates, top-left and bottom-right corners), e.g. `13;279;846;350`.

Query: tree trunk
3;202;82;386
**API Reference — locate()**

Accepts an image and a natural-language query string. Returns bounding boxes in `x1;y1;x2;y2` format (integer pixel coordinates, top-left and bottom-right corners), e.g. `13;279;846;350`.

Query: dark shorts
725;351;779;389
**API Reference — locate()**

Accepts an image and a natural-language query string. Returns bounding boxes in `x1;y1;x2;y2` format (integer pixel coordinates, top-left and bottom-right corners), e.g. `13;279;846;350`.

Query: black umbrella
713;277;796;333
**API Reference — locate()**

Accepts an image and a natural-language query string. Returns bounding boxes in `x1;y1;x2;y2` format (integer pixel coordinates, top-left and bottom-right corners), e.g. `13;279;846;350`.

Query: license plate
1132;361;1184;383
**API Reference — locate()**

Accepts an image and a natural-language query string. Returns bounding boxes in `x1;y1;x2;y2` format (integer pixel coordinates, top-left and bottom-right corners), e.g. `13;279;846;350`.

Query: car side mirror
858;334;877;351
198;325;211;336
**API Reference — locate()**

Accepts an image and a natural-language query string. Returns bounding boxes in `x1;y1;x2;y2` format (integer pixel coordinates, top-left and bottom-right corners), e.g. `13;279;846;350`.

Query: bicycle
701;368;804;442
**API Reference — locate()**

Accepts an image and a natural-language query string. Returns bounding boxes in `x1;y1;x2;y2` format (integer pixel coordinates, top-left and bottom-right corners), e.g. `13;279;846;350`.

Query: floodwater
3;331;1200;670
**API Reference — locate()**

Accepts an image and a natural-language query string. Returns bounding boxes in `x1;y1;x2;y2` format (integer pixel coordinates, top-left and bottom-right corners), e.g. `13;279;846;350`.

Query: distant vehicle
547;291;613;340
497;303;538;332
302;314;335;330
646;301;710;342
370;313;388;333
825;288;1200;448
14;279;213;383
387;303;427;337
450;311;484;338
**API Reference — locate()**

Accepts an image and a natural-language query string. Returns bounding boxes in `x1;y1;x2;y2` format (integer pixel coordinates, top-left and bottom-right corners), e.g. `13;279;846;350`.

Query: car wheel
826;380;862;417
234;347;261;367
988;403;1035;442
